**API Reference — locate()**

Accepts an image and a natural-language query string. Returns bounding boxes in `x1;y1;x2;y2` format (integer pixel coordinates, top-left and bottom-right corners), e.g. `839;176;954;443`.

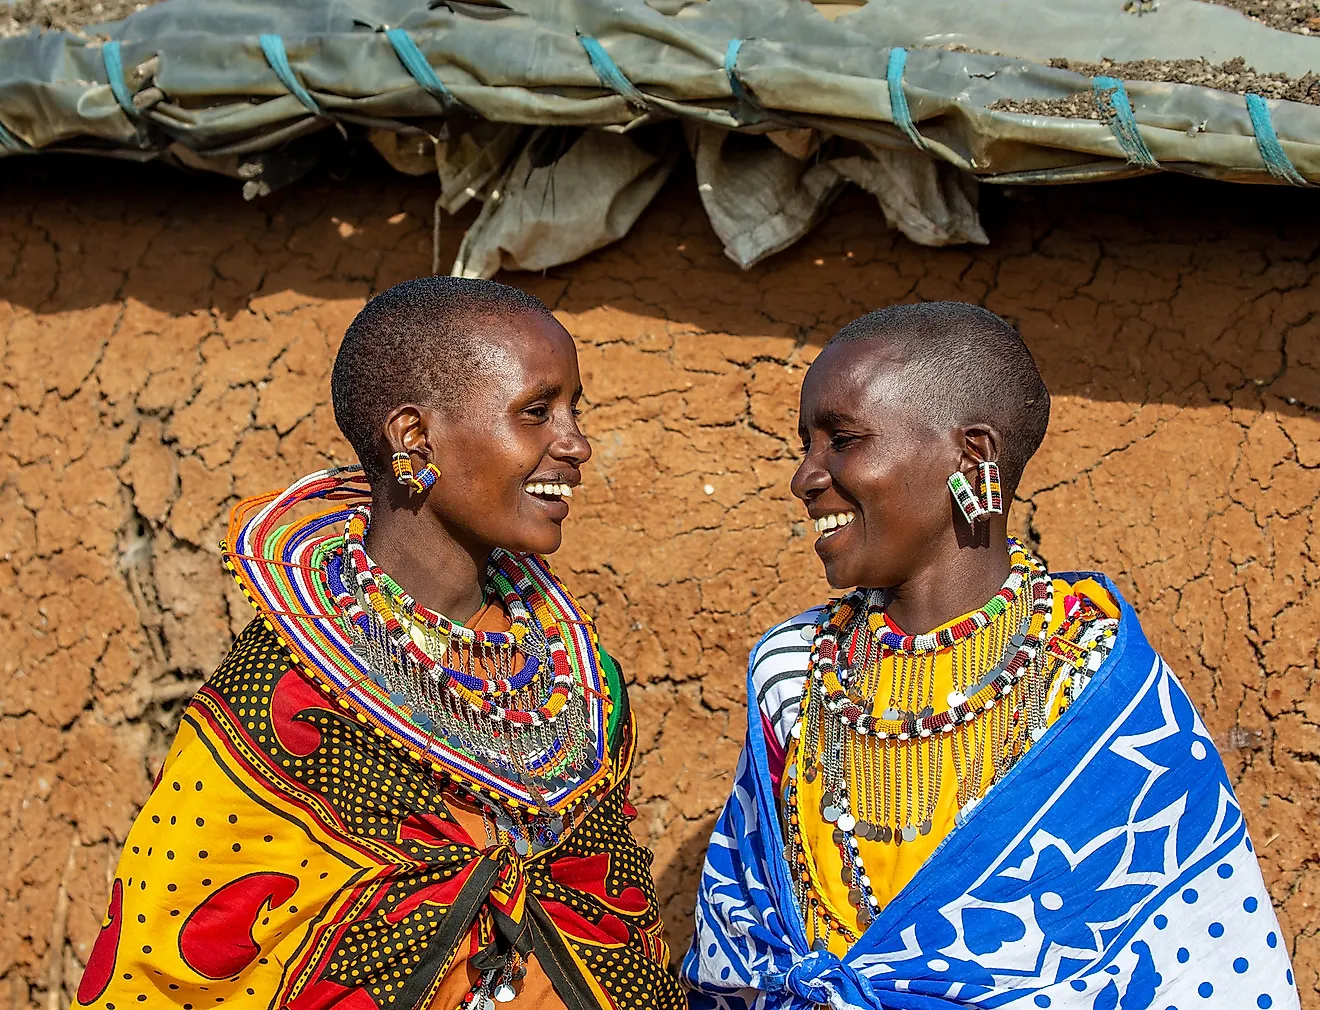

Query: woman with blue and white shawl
682;303;1298;1010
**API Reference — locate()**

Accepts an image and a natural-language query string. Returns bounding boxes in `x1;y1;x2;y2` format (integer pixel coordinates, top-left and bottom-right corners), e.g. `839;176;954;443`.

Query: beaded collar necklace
325;504;595;804
810;546;1053;740
784;542;1056;943
222;466;612;816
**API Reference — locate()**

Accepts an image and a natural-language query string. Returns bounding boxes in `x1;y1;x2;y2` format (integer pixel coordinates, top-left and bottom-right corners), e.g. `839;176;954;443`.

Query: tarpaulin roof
2;0;1317;272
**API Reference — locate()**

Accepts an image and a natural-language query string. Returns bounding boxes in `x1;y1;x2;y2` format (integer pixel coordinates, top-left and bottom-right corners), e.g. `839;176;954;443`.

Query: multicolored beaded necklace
785;540;1059;941
327;505;594;808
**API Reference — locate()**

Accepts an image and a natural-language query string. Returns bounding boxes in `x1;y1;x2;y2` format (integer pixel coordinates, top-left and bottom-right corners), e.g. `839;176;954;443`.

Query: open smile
523;480;574;520
812;510;855;539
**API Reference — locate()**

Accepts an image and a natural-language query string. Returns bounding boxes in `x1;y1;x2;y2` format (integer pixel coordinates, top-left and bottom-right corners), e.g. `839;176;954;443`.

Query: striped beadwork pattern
948;470;986;524
980;460;1003;515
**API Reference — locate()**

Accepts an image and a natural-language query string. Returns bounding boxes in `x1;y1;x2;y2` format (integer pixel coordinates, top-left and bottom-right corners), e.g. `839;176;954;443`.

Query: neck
883;521;1015;636
363;493;490;624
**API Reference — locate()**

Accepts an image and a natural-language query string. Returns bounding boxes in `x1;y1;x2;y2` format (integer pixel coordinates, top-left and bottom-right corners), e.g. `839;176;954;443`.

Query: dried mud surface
1;158;1319;1008
992;56;1320;118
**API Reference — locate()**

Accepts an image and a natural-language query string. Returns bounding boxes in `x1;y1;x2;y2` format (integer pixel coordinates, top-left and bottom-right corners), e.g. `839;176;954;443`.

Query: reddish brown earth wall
1;157;1318;1009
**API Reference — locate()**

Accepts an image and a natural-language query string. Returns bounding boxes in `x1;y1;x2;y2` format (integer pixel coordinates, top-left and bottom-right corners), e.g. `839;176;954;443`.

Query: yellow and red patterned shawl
76;471;684;1010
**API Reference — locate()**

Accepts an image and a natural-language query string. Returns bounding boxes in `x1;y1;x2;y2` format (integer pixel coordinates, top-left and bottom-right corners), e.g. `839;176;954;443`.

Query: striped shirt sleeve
748;607;823;752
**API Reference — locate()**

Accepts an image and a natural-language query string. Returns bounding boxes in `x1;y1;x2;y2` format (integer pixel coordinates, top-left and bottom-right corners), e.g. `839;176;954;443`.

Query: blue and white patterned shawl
682;574;1299;1010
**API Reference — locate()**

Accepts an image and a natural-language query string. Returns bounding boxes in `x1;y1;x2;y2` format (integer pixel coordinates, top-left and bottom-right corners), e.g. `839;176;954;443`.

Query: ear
957;422;1001;476
382;403;443;465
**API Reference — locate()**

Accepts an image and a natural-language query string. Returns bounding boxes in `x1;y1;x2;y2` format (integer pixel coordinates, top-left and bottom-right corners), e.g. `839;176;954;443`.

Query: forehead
468;310;577;373
800;339;909;422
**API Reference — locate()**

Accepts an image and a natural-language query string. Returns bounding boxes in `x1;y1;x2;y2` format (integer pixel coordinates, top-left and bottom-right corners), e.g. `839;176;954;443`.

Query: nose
551;415;592;468
791;450;830;503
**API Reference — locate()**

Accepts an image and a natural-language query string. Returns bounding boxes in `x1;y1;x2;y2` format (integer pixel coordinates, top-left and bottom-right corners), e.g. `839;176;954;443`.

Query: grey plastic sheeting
1;0;1318;184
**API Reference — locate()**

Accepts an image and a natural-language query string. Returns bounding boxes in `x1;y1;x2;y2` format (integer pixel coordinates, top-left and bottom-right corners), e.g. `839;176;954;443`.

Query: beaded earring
979;460;1003;515
391;451;441;496
948;470;986;524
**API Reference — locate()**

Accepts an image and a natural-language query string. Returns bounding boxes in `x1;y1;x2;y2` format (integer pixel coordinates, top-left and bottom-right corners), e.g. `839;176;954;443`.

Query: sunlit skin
791;339;1013;636
364;311;591;623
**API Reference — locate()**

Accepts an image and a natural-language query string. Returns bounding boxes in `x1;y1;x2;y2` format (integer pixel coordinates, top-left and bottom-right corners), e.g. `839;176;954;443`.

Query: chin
821;558;860;591
507;526;563;557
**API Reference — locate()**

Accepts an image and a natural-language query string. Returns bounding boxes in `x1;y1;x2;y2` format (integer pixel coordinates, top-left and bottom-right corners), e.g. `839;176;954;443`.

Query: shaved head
827;302;1050;494
331;276;556;484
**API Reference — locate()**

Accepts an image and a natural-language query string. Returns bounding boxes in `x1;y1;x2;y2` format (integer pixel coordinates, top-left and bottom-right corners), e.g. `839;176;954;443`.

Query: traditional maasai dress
683;570;1299;1010
76;468;685;1010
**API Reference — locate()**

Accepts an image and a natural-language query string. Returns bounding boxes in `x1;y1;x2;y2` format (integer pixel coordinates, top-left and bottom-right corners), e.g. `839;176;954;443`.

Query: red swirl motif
76;878;123;1005
178;872;299;979
271;669;329;756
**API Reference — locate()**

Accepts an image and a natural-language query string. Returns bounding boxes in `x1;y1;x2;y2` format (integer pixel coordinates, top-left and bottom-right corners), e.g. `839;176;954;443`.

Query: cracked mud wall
1;157;1318;1009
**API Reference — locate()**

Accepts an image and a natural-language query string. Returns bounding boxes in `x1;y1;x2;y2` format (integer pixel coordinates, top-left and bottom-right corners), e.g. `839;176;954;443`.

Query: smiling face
791;340;969;590
387;311;591;557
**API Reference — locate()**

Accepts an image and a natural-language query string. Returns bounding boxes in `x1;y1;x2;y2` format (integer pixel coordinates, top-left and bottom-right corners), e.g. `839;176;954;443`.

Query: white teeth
525;482;576;499
811;511;856;534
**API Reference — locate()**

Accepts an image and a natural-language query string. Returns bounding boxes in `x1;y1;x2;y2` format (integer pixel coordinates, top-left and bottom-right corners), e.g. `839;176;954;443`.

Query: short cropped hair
331;276;554;484
828;302;1050;494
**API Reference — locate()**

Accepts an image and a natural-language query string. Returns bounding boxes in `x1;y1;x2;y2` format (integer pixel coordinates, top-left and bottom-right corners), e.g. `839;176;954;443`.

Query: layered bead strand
784;540;1073;941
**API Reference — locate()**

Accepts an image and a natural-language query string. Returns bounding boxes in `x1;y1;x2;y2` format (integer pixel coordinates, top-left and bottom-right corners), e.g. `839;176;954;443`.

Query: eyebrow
521;380;562;402
811;409;862;429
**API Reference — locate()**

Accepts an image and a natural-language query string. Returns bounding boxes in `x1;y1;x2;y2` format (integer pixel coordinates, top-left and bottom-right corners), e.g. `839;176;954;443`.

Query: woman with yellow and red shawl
76;278;685;1010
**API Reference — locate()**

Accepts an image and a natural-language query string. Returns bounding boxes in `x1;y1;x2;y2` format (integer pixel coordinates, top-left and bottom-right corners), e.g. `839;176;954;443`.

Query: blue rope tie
1091;76;1158;169
259;34;323;117
578;35;648;108
724;39;755;107
1245;93;1306;186
885;48;926;150
0;119;28;154
101;40;139;120
385;28;456;110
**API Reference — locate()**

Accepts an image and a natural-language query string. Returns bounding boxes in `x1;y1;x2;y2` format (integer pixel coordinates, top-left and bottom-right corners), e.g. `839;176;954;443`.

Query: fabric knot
768;950;843;1003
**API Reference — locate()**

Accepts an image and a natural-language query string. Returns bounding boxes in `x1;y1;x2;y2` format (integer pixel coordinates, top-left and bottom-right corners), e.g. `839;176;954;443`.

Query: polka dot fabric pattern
683;575;1301;1010
75;619;685;1010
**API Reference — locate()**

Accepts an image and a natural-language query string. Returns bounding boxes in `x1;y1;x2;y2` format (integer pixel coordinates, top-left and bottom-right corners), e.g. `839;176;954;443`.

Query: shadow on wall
3;150;1319;418
653;810;719;972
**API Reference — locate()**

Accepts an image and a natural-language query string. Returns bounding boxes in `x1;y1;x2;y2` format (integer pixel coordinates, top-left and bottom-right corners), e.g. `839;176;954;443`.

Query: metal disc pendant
920;819;932;836
493;984;517;1003
879;825;892;843
812;937;829;952
918;705;934;719
832;828;846;845
476;997;495;1010
786;763;798;780
847;887;864;906
822;804;841;824
857;820;874;840
804;764;818;783
881;707;901;721
901;825;919;843
840;867;853;884
514;837;531;856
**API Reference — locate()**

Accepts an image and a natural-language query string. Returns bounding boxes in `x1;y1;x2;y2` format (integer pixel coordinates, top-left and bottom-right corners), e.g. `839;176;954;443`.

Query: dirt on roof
1;0;163;38
990;55;1320;117
1202;0;1320;36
